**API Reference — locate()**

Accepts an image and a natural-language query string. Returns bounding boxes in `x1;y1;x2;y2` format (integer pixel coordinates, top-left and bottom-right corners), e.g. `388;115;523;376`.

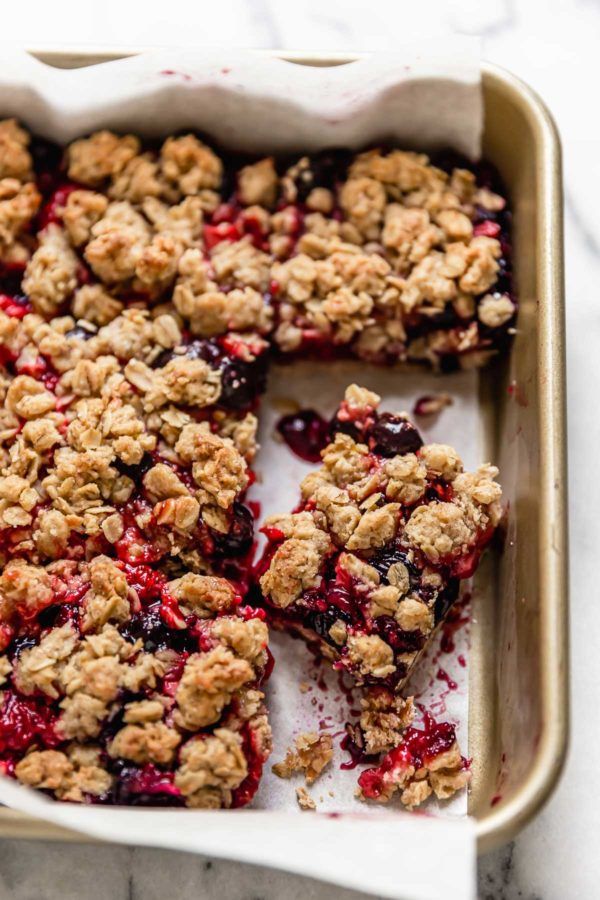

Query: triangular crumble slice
259;384;502;693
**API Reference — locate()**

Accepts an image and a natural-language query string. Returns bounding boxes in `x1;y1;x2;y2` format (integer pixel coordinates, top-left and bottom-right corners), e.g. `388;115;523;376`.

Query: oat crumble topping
0;123;510;812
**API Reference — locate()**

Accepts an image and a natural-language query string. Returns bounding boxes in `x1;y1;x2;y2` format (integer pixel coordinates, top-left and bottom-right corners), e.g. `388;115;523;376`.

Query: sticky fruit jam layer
0;556;272;807
258;385;502;692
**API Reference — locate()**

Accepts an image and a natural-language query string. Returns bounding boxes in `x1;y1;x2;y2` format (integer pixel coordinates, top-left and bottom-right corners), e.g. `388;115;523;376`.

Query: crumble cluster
0;283;262;572
260;384;502;693
272;730;334;785
272;730;333;812
0;556;272;807
358;687;415;756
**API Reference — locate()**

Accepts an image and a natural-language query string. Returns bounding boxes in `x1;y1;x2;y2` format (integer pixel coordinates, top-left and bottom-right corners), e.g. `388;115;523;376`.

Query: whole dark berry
369;547;419;588
210;502;254;557
219;355;268;410
368;413;423;456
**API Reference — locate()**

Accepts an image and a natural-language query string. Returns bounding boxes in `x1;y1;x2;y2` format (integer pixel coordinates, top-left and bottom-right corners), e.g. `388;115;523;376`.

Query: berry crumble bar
259;384;502;693
0;120;508;808
3;122;512;371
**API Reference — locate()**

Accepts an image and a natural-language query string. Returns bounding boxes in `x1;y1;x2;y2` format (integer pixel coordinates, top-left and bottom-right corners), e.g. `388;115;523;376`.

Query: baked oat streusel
1;124;514;377
0;122;509;809
0;124;278;804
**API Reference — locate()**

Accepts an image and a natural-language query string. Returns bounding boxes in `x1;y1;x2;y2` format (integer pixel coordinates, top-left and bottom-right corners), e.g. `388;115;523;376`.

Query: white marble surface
0;0;596;897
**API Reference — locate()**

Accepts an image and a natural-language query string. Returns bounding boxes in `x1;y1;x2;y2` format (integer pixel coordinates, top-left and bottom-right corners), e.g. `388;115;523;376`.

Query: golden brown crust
160;134;223;198
238;158;278;208
15;746;112;802
23;225;79;316
174;644;255;731
174;728;247;808
0;120;33;181
359;689;414;755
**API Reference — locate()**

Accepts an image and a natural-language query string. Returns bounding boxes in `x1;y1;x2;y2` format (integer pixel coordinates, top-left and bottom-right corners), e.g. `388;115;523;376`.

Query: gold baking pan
0;51;568;855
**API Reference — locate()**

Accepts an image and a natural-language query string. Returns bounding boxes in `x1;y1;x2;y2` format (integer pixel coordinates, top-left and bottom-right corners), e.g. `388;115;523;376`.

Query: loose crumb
272;731;333;784
296;786;316;810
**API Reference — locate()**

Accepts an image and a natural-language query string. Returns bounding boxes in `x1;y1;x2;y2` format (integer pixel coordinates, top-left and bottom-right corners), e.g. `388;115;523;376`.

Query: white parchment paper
0;45;485;899
0;40;482;155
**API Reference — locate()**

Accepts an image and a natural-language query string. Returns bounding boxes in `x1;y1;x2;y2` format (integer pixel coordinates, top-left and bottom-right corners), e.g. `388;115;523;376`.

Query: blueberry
368;413;423;456
329;415;361;442
120;604;196;653
151;339;222;370
210;501;254;557
150;348;176;369
29;137;63;176
114;452;154;482
371;547;412;577
66;324;97;341
290;150;351;202
29;137;64;195
8;634;37;660
185;339;223;364
425;306;460;329
37;603;69;631
433;578;460;624
474;204;496;223
219;354;268;410
100;698;131;741
309;605;352;642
